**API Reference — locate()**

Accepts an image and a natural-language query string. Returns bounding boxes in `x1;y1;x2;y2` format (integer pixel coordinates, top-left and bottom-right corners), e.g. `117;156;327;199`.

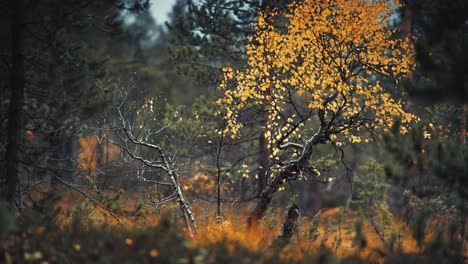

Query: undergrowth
1;191;465;264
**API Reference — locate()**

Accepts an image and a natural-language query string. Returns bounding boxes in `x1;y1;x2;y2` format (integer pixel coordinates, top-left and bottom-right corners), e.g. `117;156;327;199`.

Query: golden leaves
125;238;134;246
73;244;81;252
218;0;415;144
149;249;159;258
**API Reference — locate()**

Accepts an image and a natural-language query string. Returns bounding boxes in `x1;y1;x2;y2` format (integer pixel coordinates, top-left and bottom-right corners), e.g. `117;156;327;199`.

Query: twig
53;175;128;230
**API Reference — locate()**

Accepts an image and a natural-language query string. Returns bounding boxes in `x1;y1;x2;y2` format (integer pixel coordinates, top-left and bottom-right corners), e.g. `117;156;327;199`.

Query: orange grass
189;204;455;262
25;190;463;262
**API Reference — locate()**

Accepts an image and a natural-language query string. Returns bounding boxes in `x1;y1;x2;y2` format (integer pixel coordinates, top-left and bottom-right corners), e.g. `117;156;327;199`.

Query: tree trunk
461;105;466;145
273;204;300;248
2;0;25;208
401;0;414;81
161;152;198;236
247;163;298;229
247;128;324;229
257;112;270;195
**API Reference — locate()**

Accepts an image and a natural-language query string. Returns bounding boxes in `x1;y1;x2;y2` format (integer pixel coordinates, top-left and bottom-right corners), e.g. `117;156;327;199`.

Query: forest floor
2;188;464;263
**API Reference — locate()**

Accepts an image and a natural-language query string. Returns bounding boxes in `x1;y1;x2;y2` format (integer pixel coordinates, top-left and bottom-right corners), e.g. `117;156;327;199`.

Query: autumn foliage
219;0;416;151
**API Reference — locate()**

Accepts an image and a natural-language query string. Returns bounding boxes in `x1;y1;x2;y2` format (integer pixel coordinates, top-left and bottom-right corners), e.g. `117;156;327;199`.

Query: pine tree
0;0;151;206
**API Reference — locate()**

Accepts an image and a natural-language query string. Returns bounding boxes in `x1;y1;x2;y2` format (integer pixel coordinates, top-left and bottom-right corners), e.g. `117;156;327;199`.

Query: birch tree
217;0;416;228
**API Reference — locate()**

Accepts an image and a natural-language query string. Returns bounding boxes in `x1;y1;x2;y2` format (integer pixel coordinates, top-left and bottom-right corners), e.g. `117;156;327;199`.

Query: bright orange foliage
218;0;416;160
77;135;119;177
189;205;441;262
34;191;458;263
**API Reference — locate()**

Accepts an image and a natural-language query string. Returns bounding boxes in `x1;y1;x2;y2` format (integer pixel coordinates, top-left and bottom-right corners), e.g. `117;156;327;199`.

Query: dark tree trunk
247;125;326;230
461;106;466;145
257;112;270;195
273;204;300;248
247;163;300;229
3;0;25;208
401;2;414;81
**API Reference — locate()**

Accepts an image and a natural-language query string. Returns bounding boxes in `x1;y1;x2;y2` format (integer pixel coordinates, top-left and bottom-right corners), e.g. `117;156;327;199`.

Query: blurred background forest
0;0;467;263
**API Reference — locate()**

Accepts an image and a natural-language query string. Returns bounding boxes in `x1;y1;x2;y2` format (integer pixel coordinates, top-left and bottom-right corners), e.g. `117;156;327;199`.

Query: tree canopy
219;0;416;155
